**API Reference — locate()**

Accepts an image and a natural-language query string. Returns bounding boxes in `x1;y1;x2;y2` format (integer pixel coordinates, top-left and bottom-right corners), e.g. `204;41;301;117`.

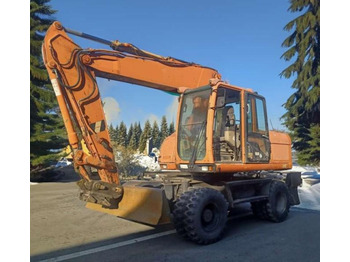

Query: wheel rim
275;191;287;214
201;203;220;232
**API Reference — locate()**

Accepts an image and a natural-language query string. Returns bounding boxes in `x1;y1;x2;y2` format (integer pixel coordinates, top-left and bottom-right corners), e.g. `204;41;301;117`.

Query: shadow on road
30;207;253;261
30;166;80;183
30;206;320;262
30;223;174;261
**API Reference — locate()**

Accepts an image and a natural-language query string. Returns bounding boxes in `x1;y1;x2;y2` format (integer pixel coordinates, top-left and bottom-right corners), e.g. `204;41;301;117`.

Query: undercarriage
78;170;302;244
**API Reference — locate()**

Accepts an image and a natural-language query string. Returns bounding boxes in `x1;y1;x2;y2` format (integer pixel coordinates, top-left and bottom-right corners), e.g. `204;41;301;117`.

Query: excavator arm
42;21;220;209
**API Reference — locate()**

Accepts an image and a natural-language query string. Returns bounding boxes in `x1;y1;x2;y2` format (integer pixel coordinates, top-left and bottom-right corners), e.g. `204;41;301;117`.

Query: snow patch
282;165;320;211
297;183;320;211
284;165;319;174
134;154;160;172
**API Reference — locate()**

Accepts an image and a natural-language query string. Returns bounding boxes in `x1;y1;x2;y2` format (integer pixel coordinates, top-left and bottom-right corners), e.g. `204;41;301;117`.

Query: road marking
37;212;252;262
38;230;176;262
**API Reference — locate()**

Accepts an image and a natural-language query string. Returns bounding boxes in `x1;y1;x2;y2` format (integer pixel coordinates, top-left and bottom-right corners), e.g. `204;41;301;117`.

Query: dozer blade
86;184;171;225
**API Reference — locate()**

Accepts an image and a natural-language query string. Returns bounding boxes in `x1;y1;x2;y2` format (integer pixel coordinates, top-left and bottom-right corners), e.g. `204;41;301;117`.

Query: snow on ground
134;154;160;172
285;165;320;211
284;164;319;174
297;183;320;211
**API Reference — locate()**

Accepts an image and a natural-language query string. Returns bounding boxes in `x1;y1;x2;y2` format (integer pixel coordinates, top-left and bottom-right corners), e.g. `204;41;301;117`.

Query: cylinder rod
64;27;112;46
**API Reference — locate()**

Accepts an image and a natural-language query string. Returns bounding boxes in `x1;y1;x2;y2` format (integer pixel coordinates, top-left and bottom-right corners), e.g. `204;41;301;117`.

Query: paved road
30;178;320;262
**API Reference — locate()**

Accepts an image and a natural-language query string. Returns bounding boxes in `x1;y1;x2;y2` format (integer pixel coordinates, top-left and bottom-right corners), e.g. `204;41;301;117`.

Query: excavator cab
174;83;276;173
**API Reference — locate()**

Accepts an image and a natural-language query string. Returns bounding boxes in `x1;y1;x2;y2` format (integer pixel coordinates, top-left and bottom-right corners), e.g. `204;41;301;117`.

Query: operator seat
222;107;240;148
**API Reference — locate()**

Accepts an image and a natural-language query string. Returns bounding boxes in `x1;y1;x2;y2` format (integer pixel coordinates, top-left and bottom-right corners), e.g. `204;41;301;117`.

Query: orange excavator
42;21;301;245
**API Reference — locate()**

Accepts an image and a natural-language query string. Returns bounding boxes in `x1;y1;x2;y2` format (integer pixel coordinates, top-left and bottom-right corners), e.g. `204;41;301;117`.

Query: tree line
109;116;175;153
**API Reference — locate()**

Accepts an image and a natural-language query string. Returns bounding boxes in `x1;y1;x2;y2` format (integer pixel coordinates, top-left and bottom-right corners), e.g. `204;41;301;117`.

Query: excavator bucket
85;183;171;225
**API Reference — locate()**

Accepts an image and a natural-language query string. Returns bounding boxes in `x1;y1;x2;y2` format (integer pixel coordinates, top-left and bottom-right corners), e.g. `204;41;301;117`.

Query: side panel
269;131;292;166
216;162;291;172
159;132;177;170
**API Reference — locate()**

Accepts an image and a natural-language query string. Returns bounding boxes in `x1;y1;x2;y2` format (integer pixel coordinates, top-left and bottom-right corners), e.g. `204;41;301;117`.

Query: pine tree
108;124;118;142
117;121;127;147
114;124;119;143
151;121;160;148
296;123;320;166
30;0;67;169
160;116;169;146
126;123;134;148
129;124;138;151
139;120;152;153
169;122;175;135
280;0;320;165
135;122;142;149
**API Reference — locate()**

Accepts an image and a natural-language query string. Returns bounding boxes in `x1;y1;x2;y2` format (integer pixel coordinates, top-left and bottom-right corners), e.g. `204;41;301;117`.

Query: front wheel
173;188;228;245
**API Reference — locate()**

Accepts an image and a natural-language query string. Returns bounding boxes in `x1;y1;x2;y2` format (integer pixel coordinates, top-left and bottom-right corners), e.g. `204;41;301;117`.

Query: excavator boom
42;21;220;214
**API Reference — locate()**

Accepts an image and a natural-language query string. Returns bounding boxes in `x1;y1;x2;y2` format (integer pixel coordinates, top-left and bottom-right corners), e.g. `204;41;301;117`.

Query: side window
246;94;270;162
256;97;267;134
247;97;253;133
213;87;242;162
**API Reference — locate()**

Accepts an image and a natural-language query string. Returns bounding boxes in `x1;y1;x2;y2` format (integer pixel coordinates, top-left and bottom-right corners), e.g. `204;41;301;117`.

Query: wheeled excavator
42;21;302;245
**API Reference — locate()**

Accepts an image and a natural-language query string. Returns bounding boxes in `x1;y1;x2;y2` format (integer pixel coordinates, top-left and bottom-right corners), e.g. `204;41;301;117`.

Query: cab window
213;87;241;162
246;94;270;162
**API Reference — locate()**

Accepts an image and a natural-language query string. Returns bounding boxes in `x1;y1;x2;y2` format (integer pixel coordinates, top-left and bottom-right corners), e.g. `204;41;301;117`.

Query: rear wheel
251;180;290;222
173;188;228;245
266;181;290;222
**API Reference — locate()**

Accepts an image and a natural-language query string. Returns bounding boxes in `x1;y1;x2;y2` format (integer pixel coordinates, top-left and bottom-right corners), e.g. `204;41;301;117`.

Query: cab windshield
178;87;211;161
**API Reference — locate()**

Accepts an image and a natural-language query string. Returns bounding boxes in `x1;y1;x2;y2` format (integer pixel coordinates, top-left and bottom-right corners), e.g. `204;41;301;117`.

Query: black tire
173;188;228;245
251;180;290;222
266;180;290;222
173;192;191;240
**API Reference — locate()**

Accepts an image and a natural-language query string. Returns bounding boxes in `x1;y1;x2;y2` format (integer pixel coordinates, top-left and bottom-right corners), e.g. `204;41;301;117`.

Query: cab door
213;87;242;162
245;93;270;163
